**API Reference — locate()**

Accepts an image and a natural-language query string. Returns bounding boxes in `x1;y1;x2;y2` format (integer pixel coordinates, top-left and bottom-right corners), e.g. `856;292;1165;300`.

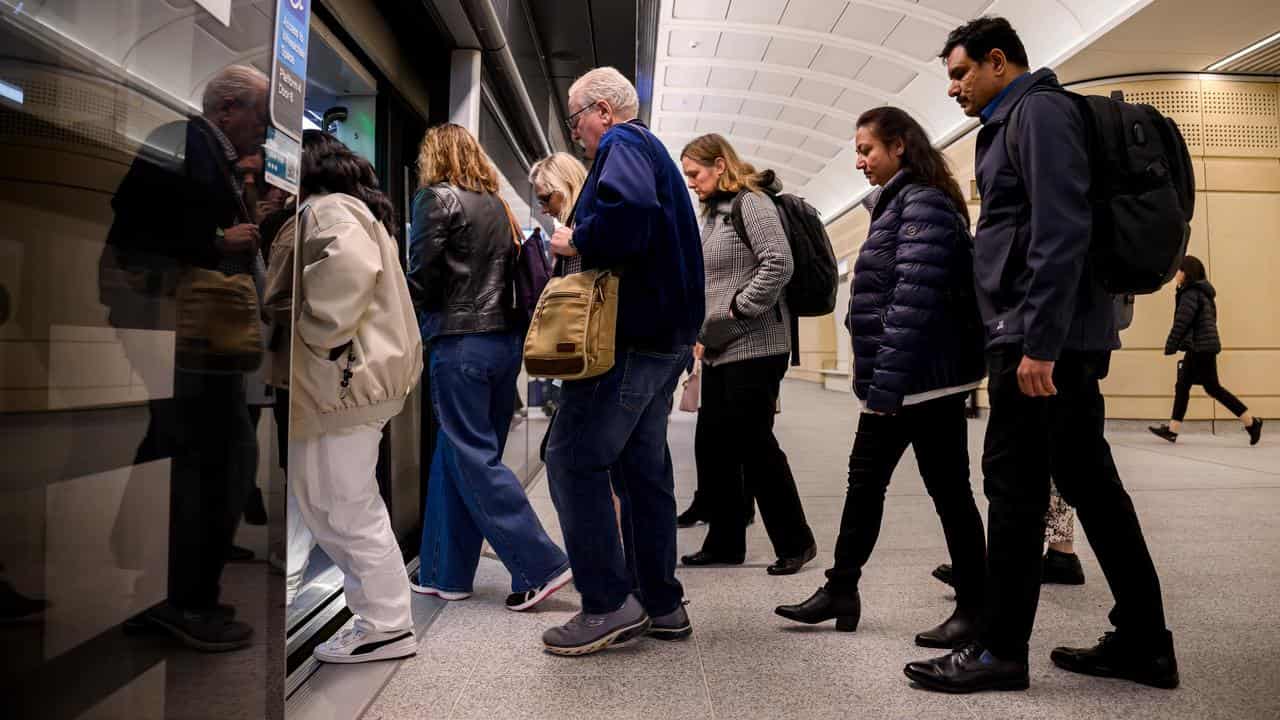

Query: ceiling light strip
1206;31;1280;72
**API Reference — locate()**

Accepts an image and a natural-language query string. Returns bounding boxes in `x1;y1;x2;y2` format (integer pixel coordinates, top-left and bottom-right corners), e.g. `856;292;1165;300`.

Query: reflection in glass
1;2;281;717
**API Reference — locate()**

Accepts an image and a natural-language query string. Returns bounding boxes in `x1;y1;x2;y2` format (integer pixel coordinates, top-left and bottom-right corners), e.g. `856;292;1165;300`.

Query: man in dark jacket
904;18;1178;694
542;67;705;656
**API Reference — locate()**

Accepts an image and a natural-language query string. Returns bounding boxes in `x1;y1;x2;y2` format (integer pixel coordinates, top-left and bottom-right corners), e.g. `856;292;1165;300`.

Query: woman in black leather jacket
408;124;571;611
776;107;986;649
1150;255;1262;445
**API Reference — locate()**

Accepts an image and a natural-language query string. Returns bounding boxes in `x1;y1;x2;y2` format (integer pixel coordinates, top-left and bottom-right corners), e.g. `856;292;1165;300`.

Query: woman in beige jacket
290;130;423;665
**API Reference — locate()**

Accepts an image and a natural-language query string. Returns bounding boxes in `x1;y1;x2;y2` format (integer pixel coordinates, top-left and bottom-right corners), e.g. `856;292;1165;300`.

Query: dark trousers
692;407;754;519
825;394;985;613
168;371;257;610
547;347;691;615
699;353;814;559
1171;351;1247;421
980;348;1167;661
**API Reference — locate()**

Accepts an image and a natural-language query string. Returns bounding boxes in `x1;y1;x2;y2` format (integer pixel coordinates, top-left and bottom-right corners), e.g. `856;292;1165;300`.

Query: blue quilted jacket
845;171;986;413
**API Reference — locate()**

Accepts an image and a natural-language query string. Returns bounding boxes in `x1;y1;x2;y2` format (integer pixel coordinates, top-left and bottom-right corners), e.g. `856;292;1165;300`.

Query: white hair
568;67;639;122
202;64;268;117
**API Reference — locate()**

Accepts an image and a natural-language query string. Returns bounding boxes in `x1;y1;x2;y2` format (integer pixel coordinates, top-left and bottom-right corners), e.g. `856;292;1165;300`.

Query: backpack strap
1002;86;1074;185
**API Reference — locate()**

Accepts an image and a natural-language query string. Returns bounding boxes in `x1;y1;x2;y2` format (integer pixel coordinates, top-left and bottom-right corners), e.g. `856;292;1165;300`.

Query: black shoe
135;603;253;652
227;545;255;563
1247;418;1263;446
1148;424;1178;443
915;608;978;649
1042;549;1085;585
676;505;705;528
932;564;954;587
648;601;693;641
124;603;236;634
767;543;817;576
1051;631;1179;689
904;642;1030;694
681;550;744;566
775;587;861;632
243;487;268;526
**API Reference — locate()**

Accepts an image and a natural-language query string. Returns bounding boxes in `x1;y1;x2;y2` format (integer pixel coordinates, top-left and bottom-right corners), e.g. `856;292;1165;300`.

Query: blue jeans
547;346;691;616
419;332;569;594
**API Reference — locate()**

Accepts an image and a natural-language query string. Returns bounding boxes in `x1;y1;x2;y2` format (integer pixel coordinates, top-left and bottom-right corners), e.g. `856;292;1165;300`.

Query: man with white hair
105;63;269;652
541;67;705;656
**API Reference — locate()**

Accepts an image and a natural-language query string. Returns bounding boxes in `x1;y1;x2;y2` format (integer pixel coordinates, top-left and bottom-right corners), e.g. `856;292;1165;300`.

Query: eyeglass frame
564;99;600;133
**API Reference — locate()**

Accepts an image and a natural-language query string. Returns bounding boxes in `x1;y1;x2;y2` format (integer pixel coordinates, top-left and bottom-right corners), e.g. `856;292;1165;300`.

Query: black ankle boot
915;607;979;649
1051;631;1179;689
775;587;861;632
1042;549;1085;585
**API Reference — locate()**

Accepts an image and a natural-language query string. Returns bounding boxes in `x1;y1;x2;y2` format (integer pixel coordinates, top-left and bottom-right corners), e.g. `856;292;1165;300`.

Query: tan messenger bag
523;269;620;380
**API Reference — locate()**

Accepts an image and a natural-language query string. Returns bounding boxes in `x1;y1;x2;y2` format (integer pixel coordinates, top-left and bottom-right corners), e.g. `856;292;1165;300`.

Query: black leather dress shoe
767;543;817;576
680;550;744;566
915;608;978;649
1042;549;1086;585
775;587;861;632
932;564;954;587
676;506;704;528
904;642;1030;694
1051;631;1179;689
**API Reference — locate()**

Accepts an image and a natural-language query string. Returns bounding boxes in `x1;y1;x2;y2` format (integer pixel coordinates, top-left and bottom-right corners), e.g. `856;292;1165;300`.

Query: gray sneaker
542;594;650;656
648;601;692;641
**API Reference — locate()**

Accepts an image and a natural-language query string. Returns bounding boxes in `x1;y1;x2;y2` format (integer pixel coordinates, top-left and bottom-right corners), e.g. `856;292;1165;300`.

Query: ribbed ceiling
650;0;1156;218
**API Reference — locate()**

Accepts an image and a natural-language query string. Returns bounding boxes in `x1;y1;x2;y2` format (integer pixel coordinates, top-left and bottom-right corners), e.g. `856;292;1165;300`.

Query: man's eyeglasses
564;101;597;133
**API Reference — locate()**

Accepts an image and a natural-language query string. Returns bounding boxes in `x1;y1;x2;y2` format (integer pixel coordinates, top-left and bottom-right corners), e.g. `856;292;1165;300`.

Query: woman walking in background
678;133;817;576
410;124;572;612
775;108;986;648
1150;255;1263;445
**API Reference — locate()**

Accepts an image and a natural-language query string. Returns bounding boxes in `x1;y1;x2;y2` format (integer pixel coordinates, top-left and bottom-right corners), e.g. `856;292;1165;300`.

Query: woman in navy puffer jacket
776;107;987;649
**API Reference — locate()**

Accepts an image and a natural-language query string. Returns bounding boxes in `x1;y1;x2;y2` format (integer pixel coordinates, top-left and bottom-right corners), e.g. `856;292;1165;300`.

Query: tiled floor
361;380;1280;720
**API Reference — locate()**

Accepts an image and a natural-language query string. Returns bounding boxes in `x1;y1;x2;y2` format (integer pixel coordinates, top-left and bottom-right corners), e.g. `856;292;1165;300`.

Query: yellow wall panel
1216;351;1280;396
1203;157;1280;193
1204;193;1280;347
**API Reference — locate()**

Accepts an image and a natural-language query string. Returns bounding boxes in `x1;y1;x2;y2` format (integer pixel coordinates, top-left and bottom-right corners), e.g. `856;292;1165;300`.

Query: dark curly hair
300;130;397;237
939;16;1029;68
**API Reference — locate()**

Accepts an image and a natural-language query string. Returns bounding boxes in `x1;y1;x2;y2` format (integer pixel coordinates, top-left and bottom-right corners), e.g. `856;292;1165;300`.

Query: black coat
1165;280;1222;355
845;172;986;413
972;68;1120;360
408;183;520;337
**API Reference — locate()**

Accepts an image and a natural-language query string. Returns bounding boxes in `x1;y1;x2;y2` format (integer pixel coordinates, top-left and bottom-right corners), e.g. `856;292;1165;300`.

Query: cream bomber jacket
290;192;422;439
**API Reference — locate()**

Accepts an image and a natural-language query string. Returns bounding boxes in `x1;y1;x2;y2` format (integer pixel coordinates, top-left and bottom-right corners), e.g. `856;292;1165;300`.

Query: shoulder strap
729;192;751;253
190;118;252;224
1002;86;1074;185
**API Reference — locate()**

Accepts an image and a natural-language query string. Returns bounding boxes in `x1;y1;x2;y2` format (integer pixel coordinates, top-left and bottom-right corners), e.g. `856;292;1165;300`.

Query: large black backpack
730;189;839;316
1007;88;1194;295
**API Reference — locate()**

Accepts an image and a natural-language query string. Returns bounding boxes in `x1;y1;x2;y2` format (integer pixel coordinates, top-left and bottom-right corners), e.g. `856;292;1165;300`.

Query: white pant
289;427;412;633
285;488;314;607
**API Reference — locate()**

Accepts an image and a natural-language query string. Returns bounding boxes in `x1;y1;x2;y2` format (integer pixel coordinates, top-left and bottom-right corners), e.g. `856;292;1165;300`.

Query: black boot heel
836;615;859;632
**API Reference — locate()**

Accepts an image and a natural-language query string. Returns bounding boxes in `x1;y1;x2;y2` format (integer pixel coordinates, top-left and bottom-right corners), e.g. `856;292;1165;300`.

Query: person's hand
218;224;260;253
256;197;284;223
1017;356;1057;397
693;343;705;361
550;225;578;257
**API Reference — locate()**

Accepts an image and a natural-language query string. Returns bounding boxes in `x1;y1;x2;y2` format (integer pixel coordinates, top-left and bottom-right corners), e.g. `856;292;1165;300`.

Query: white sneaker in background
313;627;416;664
409;583;472;601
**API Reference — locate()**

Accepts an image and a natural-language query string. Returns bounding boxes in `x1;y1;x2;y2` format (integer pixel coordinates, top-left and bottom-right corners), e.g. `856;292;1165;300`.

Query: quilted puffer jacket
845;171;986;413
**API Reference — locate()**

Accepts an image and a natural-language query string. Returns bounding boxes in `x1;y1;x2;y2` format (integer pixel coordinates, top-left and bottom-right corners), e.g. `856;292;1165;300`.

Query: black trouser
824;394;985;613
1171;351;1247;421
698;353;814;559
692;408;754;519
980;347;1167;662
168;371;257;611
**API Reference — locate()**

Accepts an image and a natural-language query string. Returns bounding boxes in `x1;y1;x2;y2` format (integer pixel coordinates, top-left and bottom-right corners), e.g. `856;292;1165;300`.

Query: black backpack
1007;88;1194;295
730;189;839;317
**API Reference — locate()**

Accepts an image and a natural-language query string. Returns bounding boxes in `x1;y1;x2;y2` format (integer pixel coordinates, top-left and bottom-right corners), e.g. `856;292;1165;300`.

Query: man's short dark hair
939;17;1029;68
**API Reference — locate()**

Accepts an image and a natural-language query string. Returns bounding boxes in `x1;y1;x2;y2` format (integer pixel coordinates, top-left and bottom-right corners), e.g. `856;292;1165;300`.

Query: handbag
174;119;265;373
500;199;551;323
523;269;619;380
678;365;701;413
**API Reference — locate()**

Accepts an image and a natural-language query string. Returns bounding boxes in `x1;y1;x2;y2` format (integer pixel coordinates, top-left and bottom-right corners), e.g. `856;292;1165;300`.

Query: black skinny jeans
824;393;986;615
1171;351;1247;421
980;348;1167;662
698;353;814;559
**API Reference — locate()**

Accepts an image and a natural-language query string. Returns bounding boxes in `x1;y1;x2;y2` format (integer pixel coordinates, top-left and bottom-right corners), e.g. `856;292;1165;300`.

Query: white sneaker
410;583;472;601
504;567;573;612
313;627;416;664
